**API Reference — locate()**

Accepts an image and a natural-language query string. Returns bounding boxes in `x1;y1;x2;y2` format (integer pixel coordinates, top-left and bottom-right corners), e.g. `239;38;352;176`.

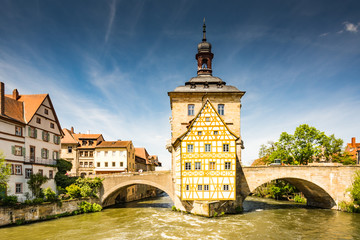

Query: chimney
12;89;19;100
0;82;4;115
71;126;75;134
352;137;356;147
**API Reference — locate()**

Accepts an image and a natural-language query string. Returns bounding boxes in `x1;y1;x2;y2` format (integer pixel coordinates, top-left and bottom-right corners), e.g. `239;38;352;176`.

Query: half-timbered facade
174;100;237;200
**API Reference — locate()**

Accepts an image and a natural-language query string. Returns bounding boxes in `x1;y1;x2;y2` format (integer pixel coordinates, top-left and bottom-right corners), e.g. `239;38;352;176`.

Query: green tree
259;124;344;165
55;159;77;189
0;152;11;198
27;173;48;198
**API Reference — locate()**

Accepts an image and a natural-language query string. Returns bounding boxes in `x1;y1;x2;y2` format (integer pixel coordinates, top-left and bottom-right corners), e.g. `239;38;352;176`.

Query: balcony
23;157;57;166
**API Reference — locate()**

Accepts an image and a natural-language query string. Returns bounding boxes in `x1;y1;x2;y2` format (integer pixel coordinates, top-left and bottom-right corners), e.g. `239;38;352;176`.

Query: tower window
186;185;190;191
223;144;229;152
188;104;194;116
225;162;231;170
195;162;201;170
202;59;208;69
185;162;191;170
218;104;224;115
223;185;229;191
198;185;203;191
187;144;194;153
204;185;209;191
205;144;211;152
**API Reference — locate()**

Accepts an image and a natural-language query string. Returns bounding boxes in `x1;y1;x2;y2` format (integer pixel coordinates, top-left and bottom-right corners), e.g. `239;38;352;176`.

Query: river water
1;195;360;240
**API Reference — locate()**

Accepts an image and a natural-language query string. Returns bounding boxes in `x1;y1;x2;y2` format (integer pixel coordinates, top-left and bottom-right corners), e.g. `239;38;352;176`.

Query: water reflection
1;195;360;240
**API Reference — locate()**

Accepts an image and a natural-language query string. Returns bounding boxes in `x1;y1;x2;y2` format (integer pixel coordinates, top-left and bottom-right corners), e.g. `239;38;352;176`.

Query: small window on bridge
204;185;209;191
186;185;190;191
198;185;202;191
223;185;229;191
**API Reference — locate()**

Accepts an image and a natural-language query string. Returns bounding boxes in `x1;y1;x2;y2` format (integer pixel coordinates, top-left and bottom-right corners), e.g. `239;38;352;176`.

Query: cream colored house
0;82;62;201
94;141;135;174
60;127;104;177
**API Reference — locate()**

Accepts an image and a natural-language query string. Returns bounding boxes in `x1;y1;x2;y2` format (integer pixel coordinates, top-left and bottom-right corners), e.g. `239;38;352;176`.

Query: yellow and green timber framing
173;99;239;201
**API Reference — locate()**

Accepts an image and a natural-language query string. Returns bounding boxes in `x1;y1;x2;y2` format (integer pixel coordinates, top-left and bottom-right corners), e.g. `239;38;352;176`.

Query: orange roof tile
96;141;131;148
2;96;25;123
73;134;103;141
13;94;47;123
61;128;79;144
135;147;149;160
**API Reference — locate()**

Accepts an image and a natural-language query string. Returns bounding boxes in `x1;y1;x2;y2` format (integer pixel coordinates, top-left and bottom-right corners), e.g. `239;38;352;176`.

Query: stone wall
0;198;99;227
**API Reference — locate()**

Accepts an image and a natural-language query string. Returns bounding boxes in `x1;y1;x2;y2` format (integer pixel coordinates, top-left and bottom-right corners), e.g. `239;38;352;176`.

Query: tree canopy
258;124;345;165
0;152;10;197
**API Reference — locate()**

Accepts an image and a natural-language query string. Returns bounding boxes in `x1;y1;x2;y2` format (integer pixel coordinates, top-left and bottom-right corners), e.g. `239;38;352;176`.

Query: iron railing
23;157;57;166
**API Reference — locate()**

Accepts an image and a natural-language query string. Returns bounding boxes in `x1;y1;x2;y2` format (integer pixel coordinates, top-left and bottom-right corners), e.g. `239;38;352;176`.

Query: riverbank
0;198;100;227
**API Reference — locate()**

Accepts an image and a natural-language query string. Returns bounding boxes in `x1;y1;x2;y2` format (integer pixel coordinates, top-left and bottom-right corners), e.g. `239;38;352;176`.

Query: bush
79;201;102;213
3;195;18;206
66;184;82;199
294;194;307;204
32;198;44;204
43;187;57;202
350;171;360;205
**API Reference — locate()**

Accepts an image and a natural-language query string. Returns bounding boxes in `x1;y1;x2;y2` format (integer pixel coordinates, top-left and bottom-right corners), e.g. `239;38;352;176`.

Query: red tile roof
61;128;79;144
96;141;131;148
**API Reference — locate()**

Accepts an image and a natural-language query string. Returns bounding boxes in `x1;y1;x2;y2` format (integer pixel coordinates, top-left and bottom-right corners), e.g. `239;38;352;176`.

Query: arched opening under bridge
247;177;336;209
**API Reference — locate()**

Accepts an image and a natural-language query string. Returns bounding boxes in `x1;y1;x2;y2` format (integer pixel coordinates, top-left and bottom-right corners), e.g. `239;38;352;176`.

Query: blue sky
1;0;359;167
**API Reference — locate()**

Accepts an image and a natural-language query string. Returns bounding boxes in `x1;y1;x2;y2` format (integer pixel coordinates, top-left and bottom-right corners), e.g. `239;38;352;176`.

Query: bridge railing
93;170;171;177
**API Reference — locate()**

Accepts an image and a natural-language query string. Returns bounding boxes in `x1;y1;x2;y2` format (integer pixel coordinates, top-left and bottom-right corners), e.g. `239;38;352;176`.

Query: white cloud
343;21;359;33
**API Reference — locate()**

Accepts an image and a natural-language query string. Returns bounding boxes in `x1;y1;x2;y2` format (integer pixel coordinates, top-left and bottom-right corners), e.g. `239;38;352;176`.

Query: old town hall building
168;22;245;215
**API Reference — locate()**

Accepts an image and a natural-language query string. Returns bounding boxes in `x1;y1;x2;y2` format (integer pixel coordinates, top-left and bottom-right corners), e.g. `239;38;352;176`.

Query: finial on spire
202;18;206;42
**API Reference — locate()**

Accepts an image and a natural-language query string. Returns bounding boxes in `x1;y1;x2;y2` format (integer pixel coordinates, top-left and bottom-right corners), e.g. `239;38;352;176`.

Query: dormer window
89;140;93;146
82;140;87;145
44;109;49;115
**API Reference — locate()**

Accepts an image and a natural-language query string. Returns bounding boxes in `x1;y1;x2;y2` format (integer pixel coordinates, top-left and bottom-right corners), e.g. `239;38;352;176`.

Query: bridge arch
248;177;336;209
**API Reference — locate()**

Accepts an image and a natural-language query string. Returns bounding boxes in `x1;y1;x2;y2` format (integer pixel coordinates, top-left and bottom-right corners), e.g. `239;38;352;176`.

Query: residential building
94;141;136;174
345;137;360;164
0;82;62;201
60;127;104;177
135;148;161;172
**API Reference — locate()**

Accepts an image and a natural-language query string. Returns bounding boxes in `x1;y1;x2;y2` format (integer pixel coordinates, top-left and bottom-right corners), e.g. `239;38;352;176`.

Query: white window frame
185;162;191;170
205;144;211;152
15;183;22;194
225;162;231;170
187;144;194;153
188;104;194;116
218;104;224;115
195;162;201;170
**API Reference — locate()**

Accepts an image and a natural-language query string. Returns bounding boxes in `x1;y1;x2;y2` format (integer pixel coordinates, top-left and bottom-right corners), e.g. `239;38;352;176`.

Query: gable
179;99;238;143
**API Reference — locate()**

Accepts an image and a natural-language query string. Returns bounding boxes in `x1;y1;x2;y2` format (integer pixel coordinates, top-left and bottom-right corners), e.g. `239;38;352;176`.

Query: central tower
168;21;246;216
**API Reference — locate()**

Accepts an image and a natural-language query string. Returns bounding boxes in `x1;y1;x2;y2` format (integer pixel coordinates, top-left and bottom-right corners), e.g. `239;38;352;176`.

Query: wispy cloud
104;0;117;43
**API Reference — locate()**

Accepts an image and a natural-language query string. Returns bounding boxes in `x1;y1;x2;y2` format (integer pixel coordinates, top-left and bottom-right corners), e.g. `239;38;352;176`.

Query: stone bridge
95;166;360;209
